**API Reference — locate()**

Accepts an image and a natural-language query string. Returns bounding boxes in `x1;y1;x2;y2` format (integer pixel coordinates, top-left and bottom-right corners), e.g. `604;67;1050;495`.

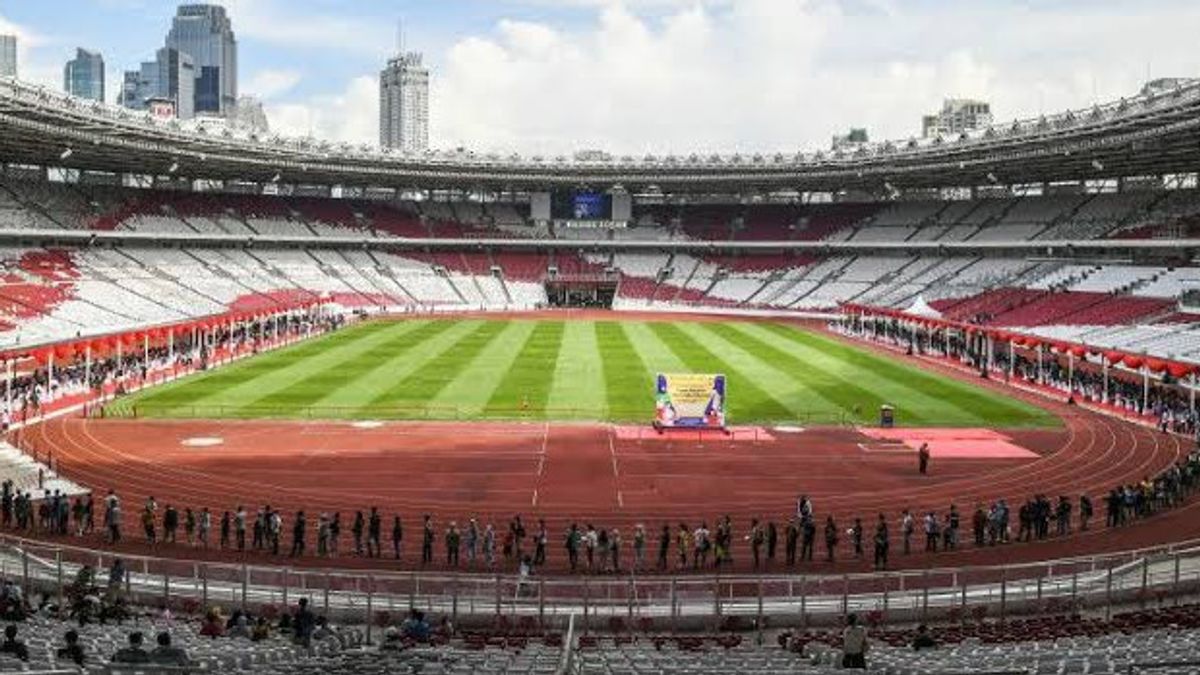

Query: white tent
904;296;943;318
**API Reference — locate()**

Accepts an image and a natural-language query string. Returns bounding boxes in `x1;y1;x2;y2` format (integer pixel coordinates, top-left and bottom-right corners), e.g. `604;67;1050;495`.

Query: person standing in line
163;505;178;544
421;515;435;565
329;512;341;557
901;510;914;554
368;508;382;558
234;506;246;552
850;518;863;559
657;525;670;572
824;516;839;563
269;508;282;556
445;522;460;566
633;524;647;573
252;510;264;551
1079;494;1093;531
220;511;231;550
564;524;580;572
465;519;479;567
392;516;403;561
483;522;496;568
924;512;940;552
801;517;816;562
316;514;330;557
872;514;889;571
352;511;365;556
183;508;195;546
198;508;211;549
784;519;799;567
290;510;306;557
142;506;156;546
584;524;598;572
83;494;94;535
534;519;548;567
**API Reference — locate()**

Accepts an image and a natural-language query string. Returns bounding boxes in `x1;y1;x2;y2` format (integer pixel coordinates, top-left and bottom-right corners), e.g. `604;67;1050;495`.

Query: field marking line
609;427;624;508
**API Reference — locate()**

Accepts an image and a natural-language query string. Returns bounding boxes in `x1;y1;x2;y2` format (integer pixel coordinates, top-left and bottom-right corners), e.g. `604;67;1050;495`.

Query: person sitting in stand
56;629;86;666
111;632;149;663
150;631;190;666
0;625;27;662
911;624;937;651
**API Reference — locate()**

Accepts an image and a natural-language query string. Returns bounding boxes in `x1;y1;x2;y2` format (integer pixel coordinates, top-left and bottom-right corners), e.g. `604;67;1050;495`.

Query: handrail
3;531;1198;586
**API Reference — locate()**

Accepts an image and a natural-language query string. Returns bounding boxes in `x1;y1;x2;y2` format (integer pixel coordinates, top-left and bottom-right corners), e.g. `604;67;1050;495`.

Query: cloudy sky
2;0;1199;155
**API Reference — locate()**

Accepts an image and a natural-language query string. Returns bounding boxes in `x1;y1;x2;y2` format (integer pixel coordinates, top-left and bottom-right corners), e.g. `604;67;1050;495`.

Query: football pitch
113;317;1057;427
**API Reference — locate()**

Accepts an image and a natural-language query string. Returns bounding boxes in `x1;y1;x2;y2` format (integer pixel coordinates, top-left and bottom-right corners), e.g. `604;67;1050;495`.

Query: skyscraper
166;4;237;115
119;48;195;119
64;48;105;102
0;35;16;79
379;52;429;152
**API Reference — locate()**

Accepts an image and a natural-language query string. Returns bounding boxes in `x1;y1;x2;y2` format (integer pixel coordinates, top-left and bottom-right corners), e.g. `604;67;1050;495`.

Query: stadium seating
6;180;1200;358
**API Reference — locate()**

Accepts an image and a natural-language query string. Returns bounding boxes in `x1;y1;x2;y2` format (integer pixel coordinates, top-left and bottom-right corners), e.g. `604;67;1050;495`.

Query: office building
64;48;105;101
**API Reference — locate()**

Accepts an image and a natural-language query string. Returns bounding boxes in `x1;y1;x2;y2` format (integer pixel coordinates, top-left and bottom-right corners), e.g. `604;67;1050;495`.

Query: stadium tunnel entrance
544;275;617;308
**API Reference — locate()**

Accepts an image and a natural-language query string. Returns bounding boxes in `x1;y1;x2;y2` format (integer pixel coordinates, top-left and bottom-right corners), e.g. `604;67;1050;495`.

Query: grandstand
4;54;1200;674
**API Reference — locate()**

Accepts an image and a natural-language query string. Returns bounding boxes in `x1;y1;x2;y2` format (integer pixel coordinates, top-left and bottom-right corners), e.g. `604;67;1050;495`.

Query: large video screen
551;190;612;220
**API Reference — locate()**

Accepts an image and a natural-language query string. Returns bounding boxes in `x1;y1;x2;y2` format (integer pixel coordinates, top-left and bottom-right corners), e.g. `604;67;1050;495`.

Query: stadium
3;15;1200;673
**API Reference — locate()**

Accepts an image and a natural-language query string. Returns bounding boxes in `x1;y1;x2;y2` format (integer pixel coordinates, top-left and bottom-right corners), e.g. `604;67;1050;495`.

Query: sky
2;0;1199;155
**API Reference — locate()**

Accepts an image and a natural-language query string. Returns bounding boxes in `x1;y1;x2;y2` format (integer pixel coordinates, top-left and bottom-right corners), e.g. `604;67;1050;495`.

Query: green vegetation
113;317;1058;427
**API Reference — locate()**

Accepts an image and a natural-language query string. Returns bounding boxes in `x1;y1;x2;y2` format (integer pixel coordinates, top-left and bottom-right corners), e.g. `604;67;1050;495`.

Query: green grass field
111;318;1058;427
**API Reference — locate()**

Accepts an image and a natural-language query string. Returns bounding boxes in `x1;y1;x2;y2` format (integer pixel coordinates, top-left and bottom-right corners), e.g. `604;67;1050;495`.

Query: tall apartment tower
921;98;993;138
64;48;105;102
0;35;16;78
166;4;237;115
379;52;429;152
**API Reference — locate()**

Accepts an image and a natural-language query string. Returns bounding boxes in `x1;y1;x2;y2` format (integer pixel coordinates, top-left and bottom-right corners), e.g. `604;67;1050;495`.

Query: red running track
17;395;1200;576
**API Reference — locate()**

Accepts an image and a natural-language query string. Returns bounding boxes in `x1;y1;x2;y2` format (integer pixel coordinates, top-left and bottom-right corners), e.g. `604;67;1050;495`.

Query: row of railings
3;534;1200;642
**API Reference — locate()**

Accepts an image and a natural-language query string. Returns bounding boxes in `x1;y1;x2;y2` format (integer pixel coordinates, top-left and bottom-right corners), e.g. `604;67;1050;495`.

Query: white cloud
214;0;392;58
265;75;377;144
244;68;301;100
423;0;1200;154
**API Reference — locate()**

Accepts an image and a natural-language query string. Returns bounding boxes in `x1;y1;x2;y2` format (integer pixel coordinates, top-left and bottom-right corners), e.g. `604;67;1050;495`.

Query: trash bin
880;405;895;428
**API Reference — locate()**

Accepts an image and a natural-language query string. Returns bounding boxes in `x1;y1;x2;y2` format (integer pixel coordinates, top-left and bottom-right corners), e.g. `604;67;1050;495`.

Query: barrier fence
108;402;855;427
4;533;1200;643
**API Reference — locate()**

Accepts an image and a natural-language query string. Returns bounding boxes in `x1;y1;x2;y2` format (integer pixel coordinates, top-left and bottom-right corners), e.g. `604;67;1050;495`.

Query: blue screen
572;192;606;219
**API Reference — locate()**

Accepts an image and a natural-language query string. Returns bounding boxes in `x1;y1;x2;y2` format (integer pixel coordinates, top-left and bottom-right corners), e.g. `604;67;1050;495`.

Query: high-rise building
119;47;195;119
922;98;993;138
379;52;429;152
0;35;16;78
64;48;105;102
166;4;237;115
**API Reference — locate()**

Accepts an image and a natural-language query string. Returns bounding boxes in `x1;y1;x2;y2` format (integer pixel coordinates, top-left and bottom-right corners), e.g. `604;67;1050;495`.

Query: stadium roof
2;76;1200;193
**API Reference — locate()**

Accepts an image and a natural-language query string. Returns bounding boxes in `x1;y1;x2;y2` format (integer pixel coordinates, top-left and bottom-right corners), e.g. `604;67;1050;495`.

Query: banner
654;373;726;429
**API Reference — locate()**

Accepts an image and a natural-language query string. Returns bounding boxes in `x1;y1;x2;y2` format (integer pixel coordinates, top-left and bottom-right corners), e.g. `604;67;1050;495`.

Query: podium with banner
654;373;726;429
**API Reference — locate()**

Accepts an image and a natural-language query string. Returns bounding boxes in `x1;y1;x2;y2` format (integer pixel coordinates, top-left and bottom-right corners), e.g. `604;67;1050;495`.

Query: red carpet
858;427;1039;459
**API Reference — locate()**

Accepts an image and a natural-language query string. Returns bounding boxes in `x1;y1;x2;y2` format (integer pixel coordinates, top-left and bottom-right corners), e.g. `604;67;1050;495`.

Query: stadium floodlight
59;147;73;160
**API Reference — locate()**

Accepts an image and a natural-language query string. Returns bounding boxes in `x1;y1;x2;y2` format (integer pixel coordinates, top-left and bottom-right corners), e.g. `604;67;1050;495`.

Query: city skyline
1;1;1199;154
